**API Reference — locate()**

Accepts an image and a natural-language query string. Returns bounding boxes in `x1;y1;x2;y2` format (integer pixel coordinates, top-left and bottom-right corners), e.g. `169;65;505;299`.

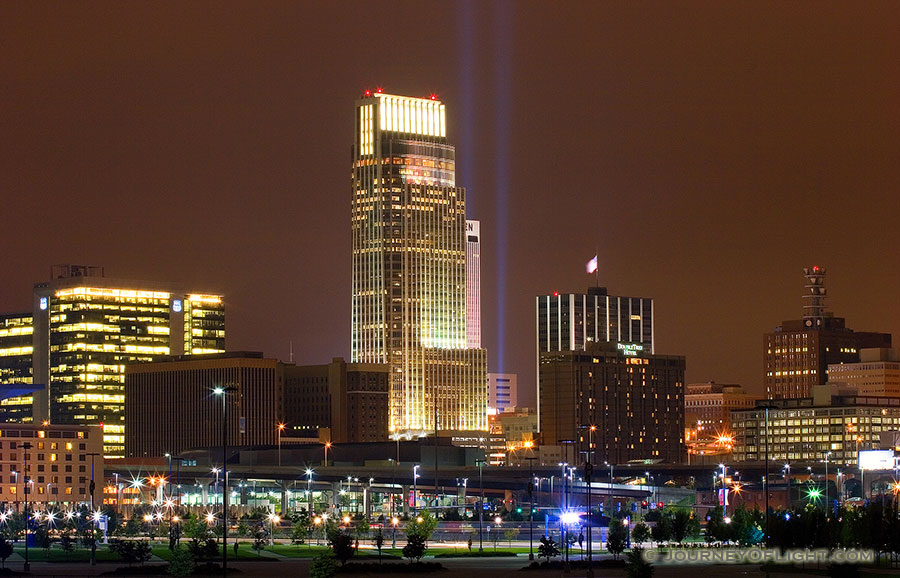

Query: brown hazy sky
3;2;900;405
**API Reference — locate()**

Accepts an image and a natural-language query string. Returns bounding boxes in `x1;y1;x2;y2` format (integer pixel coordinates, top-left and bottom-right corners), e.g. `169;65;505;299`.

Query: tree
356;518;370;542
651;515;672;546
404;512;438;543
252;525;269;557
670;509;692;544
402;533;427;562
0;538;12;569
607;518;628;560
374;529;384;562
705;506;730;544
187;538;219;568
537;535;560;561
505;528;519;547
60;533;74;554
291;518;308;546
181;513;209;540
625;547;654;578
632;522;651;546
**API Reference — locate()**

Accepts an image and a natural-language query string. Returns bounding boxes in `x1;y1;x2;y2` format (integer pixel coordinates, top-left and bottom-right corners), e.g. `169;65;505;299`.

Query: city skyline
3;3;900;405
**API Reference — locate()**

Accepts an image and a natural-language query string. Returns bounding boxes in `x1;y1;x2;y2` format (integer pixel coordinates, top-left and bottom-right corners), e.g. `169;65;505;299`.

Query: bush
167;547;195;577
607;518;628;559
110;540;153;566
310;551;337;578
537;535;559;561
625;547;654;578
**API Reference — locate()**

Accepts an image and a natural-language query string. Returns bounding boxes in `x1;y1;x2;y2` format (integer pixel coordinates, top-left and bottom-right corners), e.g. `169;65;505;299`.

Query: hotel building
0;265;225;458
539;341;685;464
764;267;891;399
350;90;487;434
536;286;654;429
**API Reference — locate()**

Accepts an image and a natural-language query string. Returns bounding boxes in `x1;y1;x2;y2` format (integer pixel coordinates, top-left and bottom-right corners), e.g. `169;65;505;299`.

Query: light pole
22;442;32;572
824;451;832;515
477;458;485;553
525;455;537;561
412;465;420;516
305;468;314;515
277;423;285;467
213;385;236;578
323;441;331;467
86;451;100;566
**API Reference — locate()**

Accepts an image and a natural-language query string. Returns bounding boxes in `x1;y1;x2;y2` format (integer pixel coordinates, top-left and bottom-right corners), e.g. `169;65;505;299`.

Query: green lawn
13;546;123;563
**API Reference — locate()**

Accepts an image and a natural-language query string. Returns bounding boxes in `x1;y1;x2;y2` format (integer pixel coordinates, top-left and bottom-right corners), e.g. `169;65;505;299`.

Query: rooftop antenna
289;340;294;363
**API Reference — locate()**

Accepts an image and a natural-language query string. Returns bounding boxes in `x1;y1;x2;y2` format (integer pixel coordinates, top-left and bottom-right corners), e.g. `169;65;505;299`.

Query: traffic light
641;500;648;508
516;508;522;513
657;502;664;509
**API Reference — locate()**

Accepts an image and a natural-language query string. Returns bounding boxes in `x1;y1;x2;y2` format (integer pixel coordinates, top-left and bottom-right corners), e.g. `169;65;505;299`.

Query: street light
524;454;537;561
86;451;100;566
277;423;285;467
213;385;236;578
22;442;32;572
323;441;332;467
476;458;485;553
824;451;832;515
412;465;420;515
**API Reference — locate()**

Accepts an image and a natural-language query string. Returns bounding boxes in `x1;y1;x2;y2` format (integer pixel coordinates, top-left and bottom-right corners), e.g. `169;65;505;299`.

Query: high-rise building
466;220;481;348
0;312;36;421
536;286;654;429
539;341;685;464
684;382;759;459
828;348;900;397
0;265;225;458
488;372;517;413
350;90;487;434
764;267;891;399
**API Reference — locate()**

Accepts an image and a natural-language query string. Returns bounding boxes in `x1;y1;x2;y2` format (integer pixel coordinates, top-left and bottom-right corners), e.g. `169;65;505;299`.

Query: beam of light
492;0;512;373
457;0;476;212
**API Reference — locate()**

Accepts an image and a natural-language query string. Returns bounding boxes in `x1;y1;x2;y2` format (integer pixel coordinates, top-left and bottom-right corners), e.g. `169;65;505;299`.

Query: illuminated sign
39;297;48;310
617;342;644;356
172;299;182;313
859;449;895;470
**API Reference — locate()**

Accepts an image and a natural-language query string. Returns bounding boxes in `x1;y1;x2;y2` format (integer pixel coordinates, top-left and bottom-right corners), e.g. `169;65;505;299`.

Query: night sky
3;2;900;405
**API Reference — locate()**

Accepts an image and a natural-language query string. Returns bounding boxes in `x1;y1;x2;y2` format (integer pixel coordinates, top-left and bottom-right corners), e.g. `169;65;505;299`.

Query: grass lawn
13;546;123;563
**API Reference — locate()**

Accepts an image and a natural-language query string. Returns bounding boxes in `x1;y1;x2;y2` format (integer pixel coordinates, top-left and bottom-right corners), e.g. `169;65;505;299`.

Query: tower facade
764;267;891;399
351;91;487;434
466;220;481;348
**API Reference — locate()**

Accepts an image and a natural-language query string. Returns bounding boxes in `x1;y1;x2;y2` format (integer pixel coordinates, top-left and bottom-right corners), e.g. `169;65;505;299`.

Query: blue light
172;299;182;313
39;297;48;310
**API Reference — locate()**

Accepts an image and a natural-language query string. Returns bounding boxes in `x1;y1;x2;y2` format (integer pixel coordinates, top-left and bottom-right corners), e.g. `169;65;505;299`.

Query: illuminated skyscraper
466;220;481;348
0;265;225;458
351;90;487;434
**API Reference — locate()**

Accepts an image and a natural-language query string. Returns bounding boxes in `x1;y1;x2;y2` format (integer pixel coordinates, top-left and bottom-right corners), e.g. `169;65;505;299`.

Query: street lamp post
22;442;32;572
213;385;236;578
277;423;285;467
477;458;485;553
412;465;420;516
86;451;100;565
323;441;331;467
824;451;832;515
525;455;537;561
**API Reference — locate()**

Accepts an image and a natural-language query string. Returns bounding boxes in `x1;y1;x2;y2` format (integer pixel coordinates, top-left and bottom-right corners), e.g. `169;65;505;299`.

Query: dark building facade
284;358;389;444
765;267;891;399
125;353;280;458
539;341;685;464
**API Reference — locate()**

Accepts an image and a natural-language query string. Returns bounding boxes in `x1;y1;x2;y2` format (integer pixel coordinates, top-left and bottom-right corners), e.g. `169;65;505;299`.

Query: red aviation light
376;87;383;93
553;292;559;297
430;93;437;100
364;89;371;97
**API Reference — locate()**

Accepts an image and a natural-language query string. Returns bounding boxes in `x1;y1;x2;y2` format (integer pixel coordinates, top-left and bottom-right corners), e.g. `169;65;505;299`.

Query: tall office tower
0;312;36;421
535;286;654;429
764;267;891;399
465;220;481;348
0;264;229;458
487;372;518;413
351;90;488;434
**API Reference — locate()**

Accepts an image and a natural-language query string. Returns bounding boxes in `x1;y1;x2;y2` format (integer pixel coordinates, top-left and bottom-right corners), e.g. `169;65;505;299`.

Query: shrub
167;546;195;577
309;551;337;578
537;535;560;561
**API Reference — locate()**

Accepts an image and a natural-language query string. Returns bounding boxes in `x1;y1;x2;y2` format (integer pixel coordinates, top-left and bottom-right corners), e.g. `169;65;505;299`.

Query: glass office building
351;91;487;434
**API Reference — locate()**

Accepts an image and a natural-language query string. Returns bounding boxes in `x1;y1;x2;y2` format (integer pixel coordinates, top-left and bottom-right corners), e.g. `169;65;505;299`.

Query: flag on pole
586;255;598;274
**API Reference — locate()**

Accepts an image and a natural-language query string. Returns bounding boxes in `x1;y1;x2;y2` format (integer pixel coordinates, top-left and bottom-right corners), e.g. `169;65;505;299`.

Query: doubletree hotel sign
617;342;644;356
